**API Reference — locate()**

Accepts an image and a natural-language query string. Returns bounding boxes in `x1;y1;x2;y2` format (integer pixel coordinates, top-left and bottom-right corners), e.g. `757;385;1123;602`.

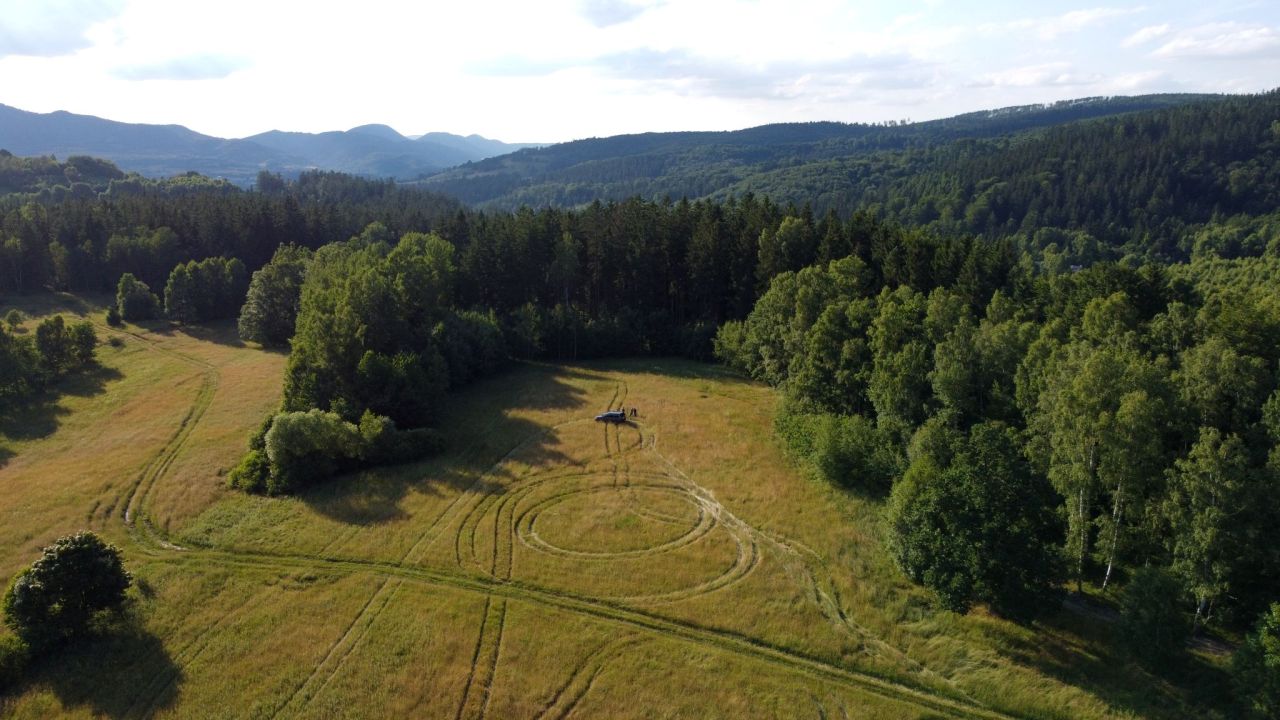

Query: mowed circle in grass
518;481;715;558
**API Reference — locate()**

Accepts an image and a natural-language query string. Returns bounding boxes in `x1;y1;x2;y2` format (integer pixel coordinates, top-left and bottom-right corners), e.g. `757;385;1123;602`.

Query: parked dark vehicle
595;410;627;423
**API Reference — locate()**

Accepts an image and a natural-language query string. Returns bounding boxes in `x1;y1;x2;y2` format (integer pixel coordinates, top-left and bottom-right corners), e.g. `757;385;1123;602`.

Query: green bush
811;413;899;493
887;422;1062;619
248;413;274;451
1119;566;1189;665
105;304;122;327
2;532;131;651
116;273;159;322
0;633;29;692
712;320;750;372
230;409;447;496
1233;603;1280;718
354;350;447;427
359;410;444;464
775;403;898;493
227;449;269;493
263;409;364;494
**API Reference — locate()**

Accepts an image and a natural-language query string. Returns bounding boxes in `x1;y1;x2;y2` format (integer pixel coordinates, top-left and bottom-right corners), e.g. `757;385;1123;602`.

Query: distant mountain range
414;94;1222;209
0;104;539;185
0;93;1240;210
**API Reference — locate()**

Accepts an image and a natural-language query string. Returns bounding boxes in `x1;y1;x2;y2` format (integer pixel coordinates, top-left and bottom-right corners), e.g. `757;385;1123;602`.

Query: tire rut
455;597;508;720
115;349;1013;720
272;577;399;719
153;546;1012;720
534;635;645;720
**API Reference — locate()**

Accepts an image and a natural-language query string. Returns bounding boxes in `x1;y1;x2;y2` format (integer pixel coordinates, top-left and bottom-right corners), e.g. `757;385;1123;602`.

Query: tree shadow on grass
0;364;123;462
592;355;757;385
172;320;250;349
20;613;180;718
299;364;594;526
124;317;237;346
1;292;99;320
301;412;574;527
982;600;1235;719
297;359;739;528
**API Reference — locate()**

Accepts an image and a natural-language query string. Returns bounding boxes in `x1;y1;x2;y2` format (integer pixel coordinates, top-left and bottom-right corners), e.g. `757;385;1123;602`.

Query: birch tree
1164;427;1249;628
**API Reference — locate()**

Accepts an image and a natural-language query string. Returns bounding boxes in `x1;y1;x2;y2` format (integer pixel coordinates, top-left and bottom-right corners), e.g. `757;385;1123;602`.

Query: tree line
228;225;504;494
715;246;1280;637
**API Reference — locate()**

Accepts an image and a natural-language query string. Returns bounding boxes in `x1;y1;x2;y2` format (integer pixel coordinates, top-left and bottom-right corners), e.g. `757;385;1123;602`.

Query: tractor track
455;597;510;720
533;635;644;720
476;599;509;720
93;321;218;551
271;577;400;718
124;583;269;720
142;545;1011;720
110;347;1014;720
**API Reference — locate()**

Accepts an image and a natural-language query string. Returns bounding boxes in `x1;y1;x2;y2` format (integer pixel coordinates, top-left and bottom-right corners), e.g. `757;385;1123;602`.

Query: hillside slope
416;94;1220;208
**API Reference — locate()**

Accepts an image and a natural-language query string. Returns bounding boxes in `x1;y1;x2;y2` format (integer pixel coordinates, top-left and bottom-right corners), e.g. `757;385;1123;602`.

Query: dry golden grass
0;296;1220;719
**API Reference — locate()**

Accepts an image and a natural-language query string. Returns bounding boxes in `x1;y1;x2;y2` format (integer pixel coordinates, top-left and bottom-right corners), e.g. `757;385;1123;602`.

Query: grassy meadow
0;294;1230;719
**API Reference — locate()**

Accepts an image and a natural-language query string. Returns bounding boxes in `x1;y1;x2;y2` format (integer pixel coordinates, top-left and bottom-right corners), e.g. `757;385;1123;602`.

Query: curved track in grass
111;343;1013;720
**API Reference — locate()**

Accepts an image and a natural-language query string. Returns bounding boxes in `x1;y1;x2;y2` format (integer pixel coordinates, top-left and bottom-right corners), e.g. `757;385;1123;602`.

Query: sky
0;0;1277;143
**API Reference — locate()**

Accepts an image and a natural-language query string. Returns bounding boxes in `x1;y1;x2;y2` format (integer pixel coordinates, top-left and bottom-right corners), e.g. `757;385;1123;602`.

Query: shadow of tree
1;292;98;320
291;358;754;527
0;364;123;453
172;320;249;349
299;362;596;526
19;612;180;718
982;600;1235;719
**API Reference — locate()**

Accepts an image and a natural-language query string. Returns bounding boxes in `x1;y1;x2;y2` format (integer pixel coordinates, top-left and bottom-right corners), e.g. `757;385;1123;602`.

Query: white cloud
1153;22;1280;58
1122;23;1171;47
112;54;250;81
986;6;1147;42
0;0;124;58
0;0;1275;143
578;0;657;27
1046;7;1146;39
1107;70;1170;90
974;62;1104;88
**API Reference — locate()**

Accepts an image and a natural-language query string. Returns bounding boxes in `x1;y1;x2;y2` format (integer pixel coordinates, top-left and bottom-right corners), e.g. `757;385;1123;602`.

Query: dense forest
419;94;1216;208
716;241;1280;628
421;92;1280;263
718;92;1280;258
3;87;1280;712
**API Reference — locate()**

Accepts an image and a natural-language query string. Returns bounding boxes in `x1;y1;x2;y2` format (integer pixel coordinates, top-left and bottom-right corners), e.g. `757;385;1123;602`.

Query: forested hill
416;93;1218;208
717;90;1280;260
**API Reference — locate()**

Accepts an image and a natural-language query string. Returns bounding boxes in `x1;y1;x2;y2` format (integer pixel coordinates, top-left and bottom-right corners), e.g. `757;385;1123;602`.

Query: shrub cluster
0;314;96;405
115;273;160;321
228;409;442;495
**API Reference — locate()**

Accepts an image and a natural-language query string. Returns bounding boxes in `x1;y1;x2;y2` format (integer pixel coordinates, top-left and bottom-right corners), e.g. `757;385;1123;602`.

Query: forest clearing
0;294;1225;719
